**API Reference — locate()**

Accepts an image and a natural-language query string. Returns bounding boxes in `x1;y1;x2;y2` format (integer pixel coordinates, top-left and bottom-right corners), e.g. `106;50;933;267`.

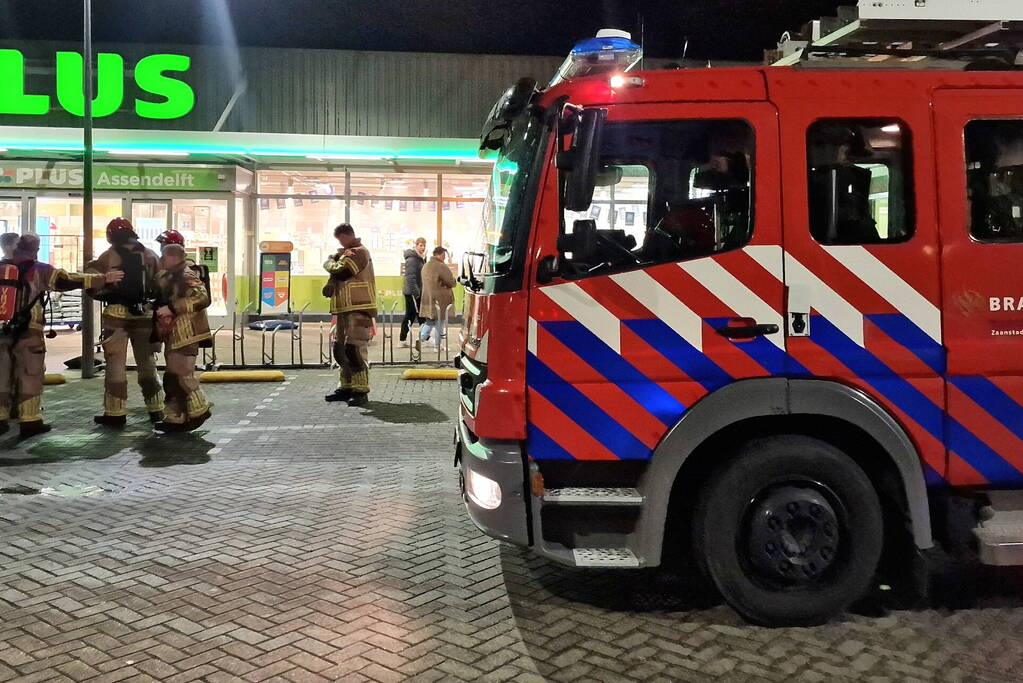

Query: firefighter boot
0;420;8;436
153;420;187;434
347;392;369;407
325;388;352;403
19;421;52;439
182;408;212;432
94;414;127;428
149;411;165;424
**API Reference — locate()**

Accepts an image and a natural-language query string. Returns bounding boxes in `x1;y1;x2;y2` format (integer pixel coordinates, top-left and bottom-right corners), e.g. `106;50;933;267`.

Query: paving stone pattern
2;369;1023;681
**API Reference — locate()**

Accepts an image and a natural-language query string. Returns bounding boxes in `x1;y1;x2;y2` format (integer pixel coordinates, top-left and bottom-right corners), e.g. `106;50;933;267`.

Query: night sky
0;0;845;61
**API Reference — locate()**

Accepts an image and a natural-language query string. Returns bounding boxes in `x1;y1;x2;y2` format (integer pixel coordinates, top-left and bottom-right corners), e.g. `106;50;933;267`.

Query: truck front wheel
693;435;883;626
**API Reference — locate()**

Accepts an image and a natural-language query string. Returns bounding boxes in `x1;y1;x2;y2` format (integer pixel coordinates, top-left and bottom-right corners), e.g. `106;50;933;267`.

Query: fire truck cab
455;33;1023;625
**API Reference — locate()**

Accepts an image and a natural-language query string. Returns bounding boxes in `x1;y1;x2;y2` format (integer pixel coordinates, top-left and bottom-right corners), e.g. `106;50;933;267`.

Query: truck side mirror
557;219;600;266
536;255;558;285
558;108;607;211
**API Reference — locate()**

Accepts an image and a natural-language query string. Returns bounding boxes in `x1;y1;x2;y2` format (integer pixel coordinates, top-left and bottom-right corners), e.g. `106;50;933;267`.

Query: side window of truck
807;119;914;245
561;119;755;277
966;120;1023;243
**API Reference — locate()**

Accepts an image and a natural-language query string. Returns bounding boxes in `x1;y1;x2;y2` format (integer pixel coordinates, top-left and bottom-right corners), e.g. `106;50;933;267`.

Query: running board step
572;547;641;568
975;491;1023;566
543;487;643;506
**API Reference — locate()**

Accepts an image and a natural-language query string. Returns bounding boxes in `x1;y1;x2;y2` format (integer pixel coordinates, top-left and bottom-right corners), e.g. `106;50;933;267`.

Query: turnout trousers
163;348;210;425
100;317;164;417
0;330;46;423
333;311;372;394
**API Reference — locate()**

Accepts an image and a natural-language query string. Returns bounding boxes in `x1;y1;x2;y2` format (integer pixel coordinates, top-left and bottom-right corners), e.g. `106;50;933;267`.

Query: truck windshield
471;108;545;287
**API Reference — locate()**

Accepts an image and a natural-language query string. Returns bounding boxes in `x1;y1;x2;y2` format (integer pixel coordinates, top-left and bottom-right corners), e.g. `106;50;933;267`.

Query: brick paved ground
3;369;1023;682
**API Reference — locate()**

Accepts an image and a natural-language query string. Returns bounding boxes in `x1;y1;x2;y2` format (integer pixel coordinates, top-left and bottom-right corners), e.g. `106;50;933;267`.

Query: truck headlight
466;471;502;510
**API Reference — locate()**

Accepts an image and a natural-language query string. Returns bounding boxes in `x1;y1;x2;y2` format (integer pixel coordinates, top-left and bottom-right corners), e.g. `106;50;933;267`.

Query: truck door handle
715;322;780;339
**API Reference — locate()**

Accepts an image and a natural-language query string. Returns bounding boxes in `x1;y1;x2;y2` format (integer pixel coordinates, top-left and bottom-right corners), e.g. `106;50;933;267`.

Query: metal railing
232;303;255;367
201;325;225;370
214;294;457;369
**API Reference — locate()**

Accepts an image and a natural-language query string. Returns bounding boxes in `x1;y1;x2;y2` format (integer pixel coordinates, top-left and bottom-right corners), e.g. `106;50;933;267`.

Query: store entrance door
0;198;23;235
130;200;172;246
171;198;230;318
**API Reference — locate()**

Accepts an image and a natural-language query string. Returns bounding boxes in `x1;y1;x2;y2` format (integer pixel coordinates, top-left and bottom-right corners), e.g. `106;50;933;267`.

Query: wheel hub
745;485;841;584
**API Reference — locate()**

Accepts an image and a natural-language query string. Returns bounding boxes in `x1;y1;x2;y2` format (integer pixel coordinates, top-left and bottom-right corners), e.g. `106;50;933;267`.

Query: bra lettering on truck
991;297;1023;312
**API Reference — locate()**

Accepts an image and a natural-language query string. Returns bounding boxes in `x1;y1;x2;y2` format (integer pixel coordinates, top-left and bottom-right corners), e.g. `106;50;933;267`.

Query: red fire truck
455;30;1023;625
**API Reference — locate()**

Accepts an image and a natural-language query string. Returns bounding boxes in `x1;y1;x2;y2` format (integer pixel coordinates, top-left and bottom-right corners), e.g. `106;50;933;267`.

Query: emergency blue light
550;29;643;87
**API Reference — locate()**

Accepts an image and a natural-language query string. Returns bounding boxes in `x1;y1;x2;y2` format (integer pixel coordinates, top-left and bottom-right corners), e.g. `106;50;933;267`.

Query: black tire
693;435;883;626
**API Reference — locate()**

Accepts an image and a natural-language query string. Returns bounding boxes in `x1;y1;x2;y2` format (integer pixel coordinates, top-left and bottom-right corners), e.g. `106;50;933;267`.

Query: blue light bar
550;29;643;87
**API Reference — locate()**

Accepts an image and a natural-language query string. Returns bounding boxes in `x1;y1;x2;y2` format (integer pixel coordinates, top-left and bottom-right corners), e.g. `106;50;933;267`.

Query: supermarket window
257;197;346;275
966;120;1023;243
440;174;489;277
560;119;754;277
257;170;346;195
442;174;488;199
349;199;438;277
0;199;22;234
807;119;914;244
349;172;437;198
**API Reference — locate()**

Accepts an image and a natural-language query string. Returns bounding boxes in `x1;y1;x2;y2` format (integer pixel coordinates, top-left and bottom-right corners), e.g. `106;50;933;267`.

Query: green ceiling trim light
0;49;195;120
0;126;490;165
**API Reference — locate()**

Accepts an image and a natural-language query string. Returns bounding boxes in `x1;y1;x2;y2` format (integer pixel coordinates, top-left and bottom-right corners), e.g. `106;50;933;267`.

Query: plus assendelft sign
0;49;195;120
0;162;232;191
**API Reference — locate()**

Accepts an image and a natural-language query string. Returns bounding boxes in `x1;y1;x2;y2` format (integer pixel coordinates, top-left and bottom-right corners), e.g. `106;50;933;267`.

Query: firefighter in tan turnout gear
0;234;122;438
86;218;164;427
153;243;213;432
323;223;376;407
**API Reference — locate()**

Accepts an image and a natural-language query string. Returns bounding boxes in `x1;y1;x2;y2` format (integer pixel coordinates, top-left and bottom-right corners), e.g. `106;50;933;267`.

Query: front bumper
456;413;529;547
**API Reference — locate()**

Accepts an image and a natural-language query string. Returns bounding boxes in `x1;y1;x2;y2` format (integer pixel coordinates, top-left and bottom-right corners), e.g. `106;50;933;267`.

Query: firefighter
0;234;122;438
156;229;186;253
323;223;376;407
152;243;213;432
86;218;164;427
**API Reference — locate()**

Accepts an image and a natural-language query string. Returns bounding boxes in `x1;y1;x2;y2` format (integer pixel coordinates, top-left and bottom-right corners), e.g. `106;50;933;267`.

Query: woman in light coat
419;246;456;348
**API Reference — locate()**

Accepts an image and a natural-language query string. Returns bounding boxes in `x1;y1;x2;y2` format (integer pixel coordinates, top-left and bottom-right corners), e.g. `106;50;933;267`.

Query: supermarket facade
0;40;561;319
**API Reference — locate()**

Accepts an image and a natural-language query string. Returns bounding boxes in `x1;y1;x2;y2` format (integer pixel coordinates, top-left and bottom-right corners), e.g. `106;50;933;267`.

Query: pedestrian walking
399;237;426;347
419;247;456;349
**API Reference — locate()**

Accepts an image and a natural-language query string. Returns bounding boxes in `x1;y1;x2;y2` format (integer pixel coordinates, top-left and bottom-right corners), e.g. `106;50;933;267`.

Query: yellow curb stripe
402;369;458;381
199;370;286;383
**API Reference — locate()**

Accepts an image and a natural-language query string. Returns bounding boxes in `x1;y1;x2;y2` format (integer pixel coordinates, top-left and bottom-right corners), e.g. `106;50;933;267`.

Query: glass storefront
257;197;346;275
0;199;22;235
35;196;123;272
172;198;229;315
257;169;488;279
0;163;490;318
349;199;438;277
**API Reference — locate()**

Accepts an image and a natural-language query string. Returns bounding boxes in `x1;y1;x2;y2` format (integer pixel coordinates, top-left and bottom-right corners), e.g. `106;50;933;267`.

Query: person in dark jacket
399;237;427;346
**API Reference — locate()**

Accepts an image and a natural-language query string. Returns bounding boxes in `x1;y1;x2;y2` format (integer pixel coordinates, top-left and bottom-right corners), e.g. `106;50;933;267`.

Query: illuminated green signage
0;162;231;191
0;49;194;120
